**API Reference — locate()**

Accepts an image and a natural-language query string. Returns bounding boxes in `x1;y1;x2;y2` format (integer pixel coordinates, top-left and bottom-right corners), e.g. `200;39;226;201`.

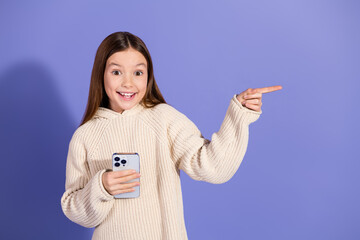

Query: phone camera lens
114;162;120;167
121;160;127;164
114;157;120;161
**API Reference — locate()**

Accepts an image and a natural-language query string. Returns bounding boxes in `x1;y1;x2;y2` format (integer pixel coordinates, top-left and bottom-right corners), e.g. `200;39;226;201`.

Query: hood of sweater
94;103;145;120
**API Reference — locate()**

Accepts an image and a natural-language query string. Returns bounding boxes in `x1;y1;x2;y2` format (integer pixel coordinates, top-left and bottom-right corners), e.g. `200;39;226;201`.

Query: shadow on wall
0;61;93;239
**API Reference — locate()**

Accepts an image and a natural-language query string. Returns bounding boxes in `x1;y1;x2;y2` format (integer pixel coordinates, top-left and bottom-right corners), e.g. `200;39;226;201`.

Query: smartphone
112;153;140;198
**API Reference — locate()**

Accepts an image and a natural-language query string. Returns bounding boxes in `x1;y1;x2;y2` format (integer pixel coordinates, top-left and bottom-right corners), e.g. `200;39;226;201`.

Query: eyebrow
108;62;147;68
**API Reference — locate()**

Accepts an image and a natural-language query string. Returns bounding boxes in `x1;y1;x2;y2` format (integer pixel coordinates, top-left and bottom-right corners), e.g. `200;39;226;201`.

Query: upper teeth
120;92;135;96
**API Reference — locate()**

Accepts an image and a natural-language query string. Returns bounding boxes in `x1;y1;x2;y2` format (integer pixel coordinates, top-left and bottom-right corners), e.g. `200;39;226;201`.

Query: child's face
104;48;148;113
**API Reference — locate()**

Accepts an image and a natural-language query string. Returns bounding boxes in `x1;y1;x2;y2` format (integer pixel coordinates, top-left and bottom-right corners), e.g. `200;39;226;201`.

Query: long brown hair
80;31;166;126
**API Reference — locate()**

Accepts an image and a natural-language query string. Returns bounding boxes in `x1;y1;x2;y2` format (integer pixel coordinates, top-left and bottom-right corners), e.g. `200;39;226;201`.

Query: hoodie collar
94;103;145;119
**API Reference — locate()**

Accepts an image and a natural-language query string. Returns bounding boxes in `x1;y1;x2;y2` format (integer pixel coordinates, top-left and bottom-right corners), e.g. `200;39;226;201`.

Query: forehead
106;48;147;67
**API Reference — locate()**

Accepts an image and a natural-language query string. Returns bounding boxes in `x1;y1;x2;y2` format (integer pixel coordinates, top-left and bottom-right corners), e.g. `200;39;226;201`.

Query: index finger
112;169;138;178
254;85;283;94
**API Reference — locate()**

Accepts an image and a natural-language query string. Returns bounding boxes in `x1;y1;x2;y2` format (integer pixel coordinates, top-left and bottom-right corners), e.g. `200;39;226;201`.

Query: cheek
104;74;114;87
104;76;115;96
140;78;148;94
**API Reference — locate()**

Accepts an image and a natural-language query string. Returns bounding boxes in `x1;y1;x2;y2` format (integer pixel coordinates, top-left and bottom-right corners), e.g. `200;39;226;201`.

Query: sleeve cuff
97;169;115;201
231;94;261;124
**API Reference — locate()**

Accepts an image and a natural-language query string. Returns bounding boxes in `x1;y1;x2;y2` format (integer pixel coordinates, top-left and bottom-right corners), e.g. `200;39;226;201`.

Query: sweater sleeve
168;94;261;184
60;129;115;228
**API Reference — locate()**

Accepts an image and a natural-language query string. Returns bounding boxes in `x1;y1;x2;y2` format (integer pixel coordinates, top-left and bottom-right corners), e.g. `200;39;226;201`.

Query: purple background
1;0;359;239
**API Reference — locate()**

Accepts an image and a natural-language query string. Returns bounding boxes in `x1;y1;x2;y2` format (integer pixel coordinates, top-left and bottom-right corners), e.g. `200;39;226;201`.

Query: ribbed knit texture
60;94;261;240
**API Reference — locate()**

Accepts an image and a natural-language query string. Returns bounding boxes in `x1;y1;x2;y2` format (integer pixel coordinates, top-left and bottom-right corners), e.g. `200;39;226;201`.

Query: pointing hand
236;85;283;112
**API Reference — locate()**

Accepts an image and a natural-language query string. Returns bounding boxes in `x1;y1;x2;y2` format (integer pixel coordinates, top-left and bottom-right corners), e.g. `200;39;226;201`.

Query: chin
113;102;137;112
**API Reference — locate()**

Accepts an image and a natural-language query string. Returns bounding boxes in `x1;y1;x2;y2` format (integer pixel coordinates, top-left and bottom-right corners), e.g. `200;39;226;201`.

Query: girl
60;31;282;240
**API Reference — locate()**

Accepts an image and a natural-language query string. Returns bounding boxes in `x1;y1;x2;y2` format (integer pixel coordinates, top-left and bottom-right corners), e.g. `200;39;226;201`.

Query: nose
121;74;134;88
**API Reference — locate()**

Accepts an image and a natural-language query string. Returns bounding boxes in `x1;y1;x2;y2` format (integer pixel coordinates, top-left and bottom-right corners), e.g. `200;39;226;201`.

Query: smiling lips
117;91;136;100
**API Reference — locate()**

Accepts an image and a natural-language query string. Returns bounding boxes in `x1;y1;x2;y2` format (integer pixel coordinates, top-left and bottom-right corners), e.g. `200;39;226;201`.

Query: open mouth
117;91;136;100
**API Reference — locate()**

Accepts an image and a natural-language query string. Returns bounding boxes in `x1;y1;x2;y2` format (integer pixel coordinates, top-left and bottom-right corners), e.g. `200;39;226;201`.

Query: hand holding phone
102;168;140;197
102;153;141;198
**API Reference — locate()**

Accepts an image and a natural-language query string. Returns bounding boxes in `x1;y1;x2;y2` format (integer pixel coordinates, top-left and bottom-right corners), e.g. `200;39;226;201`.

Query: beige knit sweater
60;94;261;240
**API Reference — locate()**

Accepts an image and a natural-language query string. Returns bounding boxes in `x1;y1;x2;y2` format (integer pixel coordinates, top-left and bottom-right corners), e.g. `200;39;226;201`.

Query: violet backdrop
0;0;359;239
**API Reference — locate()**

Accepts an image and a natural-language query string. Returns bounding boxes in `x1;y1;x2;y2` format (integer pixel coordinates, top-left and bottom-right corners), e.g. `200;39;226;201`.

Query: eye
112;70;121;75
135;71;143;76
